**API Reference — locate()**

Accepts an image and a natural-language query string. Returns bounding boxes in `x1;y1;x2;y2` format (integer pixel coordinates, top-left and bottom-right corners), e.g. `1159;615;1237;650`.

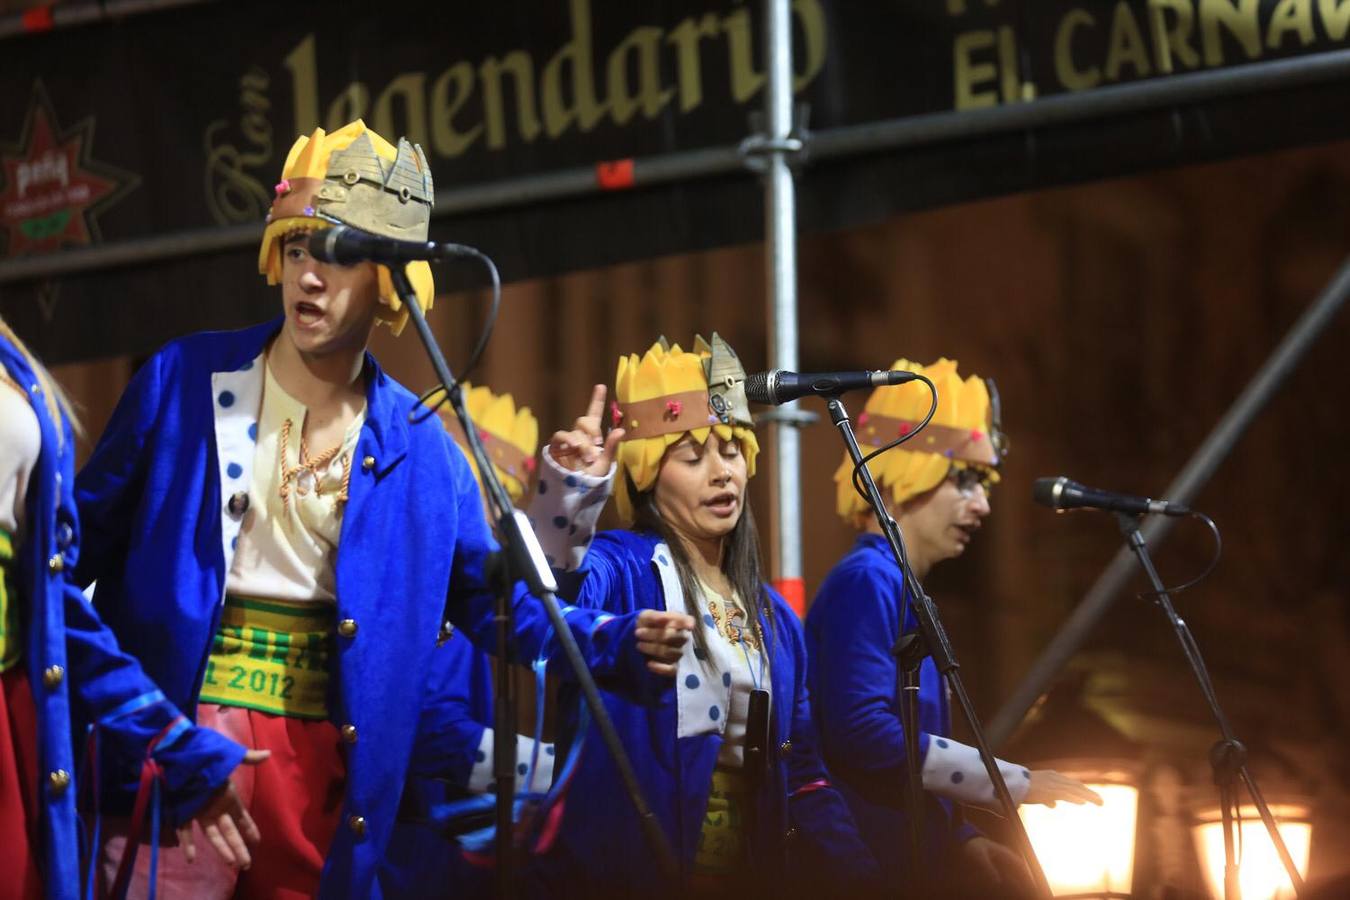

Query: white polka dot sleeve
527;446;614;572
466;728;556;795
920;736;1032;809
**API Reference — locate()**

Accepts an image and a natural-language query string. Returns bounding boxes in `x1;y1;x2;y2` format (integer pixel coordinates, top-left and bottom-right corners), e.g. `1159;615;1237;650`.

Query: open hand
549;384;624;478
1025;769;1104;808
176;749;270;868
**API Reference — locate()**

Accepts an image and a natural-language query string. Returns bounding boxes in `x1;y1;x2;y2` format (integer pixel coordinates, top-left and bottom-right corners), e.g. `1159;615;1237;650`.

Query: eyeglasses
949;467;995;497
985;377;1010;463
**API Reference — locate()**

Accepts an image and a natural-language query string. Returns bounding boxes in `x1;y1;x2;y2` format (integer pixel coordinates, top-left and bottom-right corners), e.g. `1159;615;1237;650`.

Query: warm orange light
1020;783;1138;897
1192;804;1311;900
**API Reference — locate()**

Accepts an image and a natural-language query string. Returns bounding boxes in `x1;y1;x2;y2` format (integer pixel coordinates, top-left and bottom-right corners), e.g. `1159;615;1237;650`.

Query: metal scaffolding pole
8;48;1350;288
988;255;1350;746
759;0;805;611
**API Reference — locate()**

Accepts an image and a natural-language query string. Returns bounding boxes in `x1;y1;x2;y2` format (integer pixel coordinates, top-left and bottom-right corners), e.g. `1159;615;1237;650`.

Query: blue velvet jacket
533;529;877;897
377;632;494;900
805;533;980;883
73;320;653;899
2;334;243;900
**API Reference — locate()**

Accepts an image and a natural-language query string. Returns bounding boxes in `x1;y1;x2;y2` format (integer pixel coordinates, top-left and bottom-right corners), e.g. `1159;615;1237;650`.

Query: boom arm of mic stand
390;266;680;886
825;397;1053;898
1114;513;1305;898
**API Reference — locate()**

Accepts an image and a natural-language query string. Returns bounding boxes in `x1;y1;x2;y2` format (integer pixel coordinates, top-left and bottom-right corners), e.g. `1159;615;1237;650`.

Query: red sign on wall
0;82;137;257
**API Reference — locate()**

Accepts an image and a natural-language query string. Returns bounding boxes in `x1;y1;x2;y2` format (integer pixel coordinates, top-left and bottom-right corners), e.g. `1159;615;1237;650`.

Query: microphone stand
824;395;1053;898
389;265;679;896
1114;513;1304;899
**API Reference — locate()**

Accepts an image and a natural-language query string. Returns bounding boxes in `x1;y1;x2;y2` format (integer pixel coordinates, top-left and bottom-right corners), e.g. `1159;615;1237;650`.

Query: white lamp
1191;803;1311;900
1019;763;1139;898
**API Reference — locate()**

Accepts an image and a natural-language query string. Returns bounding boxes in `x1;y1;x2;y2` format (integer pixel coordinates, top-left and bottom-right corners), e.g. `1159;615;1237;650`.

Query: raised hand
549;384;624;478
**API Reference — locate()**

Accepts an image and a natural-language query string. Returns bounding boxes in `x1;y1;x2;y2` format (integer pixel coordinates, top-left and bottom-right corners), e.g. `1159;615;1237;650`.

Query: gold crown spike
388;138;434;199
316;134;433;241
698;332;753;428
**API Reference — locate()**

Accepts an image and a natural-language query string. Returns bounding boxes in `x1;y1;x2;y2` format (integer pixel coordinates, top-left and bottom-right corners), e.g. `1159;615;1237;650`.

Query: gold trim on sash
0;530;19;674
198;595;335;720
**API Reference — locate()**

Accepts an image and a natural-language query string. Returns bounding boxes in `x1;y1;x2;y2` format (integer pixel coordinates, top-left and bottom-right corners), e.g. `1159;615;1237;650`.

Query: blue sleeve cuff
154;725;248;824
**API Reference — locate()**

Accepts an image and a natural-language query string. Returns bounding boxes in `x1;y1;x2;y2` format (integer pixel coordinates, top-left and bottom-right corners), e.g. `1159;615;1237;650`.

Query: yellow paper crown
835;358;1003;527
257;120;435;336
425;382;539;503
612;336;760;526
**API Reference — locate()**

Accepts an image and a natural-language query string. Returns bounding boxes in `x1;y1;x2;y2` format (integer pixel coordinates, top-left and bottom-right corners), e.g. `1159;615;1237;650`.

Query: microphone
1032;476;1190;517
308;225;472;266
744;369;920;405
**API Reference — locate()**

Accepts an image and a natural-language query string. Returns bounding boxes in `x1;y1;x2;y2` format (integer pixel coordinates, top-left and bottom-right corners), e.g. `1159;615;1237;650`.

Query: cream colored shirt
0;375;39;539
696;580;771;769
226;362;365;603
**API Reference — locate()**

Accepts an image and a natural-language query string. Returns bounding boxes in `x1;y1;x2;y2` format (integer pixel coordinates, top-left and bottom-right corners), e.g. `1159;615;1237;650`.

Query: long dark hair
631;471;771;653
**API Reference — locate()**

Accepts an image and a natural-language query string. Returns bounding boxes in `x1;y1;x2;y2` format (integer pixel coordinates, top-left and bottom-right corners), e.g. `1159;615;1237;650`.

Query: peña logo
0;81;139;257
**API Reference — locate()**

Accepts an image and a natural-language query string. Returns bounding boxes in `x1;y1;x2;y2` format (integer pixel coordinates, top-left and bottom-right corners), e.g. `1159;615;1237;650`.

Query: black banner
5;0;1350;362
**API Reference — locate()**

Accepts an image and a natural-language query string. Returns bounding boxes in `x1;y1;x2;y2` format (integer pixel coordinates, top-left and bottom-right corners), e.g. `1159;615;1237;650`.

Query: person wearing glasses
805;358;1100;897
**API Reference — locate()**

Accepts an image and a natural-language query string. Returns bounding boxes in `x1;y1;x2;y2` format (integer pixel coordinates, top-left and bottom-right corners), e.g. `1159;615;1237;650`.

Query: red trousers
0;665;41;900
101;703;345;900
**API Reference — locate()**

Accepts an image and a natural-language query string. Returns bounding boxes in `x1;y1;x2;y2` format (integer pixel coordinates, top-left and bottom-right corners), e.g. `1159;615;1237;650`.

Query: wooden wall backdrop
47;139;1350;894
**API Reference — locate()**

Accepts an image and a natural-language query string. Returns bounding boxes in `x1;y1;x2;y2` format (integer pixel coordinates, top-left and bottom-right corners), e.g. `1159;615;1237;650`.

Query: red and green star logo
0;81;138;257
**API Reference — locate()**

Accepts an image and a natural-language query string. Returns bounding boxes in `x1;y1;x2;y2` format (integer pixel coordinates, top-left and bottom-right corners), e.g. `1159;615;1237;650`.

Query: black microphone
1032;476;1190;517
744;369;921;405
308;225;472;266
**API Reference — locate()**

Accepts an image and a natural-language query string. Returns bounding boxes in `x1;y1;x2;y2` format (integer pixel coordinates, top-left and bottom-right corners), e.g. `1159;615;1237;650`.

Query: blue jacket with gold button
74;319;655;899
533;529;878;897
1;333;245;900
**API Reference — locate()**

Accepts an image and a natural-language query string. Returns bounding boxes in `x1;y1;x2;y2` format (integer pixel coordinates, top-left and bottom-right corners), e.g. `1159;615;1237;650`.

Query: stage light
1191;803;1311;900
1019;763;1138;899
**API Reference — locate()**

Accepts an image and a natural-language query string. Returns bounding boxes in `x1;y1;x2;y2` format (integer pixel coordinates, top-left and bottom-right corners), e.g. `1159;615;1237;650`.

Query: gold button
49;769;71;794
779;740;792;754
361;456;375;471
348;815;366;837
784;826;798;841
338;618;358;638
341;724;358;744
48;555;64;573
43;665;64;689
